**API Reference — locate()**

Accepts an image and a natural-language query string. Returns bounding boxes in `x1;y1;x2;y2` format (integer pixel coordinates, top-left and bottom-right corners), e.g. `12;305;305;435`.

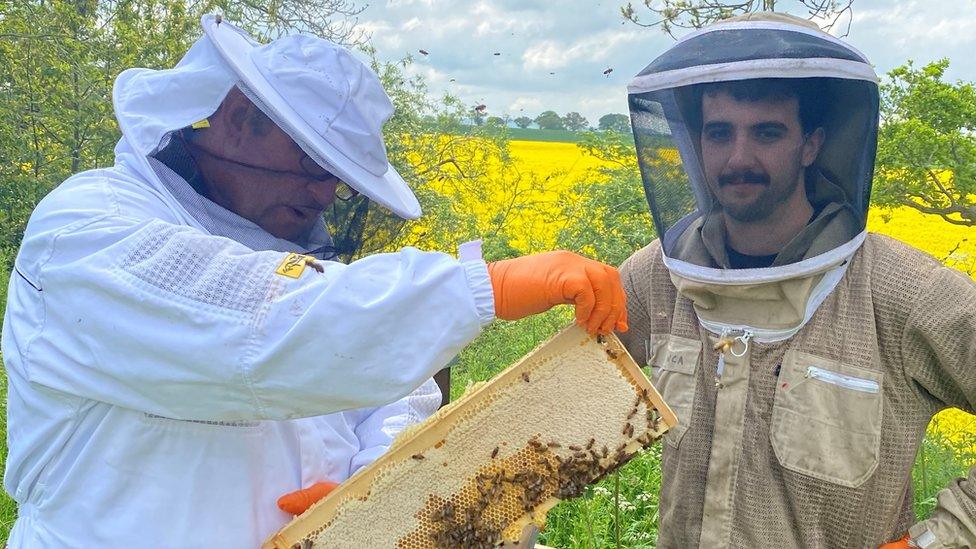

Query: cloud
405;63;451;86
357;0;974;127
385;0;438;7
522;29;645;71
400;17;423;32
508;96;543;113
360;19;402;50
853;0;976;47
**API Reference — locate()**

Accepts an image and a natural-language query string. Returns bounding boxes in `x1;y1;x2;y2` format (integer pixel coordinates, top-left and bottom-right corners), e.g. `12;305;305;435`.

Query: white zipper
805;366;879;394
700;317;799;343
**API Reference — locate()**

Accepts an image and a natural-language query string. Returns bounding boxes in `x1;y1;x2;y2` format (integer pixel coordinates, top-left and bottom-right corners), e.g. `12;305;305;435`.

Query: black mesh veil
627;22;880;270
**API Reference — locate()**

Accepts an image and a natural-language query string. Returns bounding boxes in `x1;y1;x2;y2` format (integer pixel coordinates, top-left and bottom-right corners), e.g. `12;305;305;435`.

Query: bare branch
414;158;466;178
941;239;969;262
897;197;976;226
622;0;855;37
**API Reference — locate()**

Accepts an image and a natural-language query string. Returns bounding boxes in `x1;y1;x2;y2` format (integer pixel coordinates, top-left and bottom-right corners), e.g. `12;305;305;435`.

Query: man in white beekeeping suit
618;12;975;549
1;15;628;547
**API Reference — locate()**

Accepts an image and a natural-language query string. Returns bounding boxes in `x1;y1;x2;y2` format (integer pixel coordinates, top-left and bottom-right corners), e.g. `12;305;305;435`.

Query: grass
913;415;976;519
0;354;12;541
0;249;14;540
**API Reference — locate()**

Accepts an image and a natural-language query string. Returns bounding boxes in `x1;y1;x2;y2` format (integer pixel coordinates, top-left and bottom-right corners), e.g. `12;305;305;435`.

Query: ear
209;87;252;148
801;127;824;167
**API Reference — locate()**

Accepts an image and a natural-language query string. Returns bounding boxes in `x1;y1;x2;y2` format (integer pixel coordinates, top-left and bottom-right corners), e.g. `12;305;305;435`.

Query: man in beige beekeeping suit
618;12;975;549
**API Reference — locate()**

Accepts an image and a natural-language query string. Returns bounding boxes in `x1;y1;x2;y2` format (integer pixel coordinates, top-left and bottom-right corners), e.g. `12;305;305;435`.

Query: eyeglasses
183;138;361;201
295;155;360;201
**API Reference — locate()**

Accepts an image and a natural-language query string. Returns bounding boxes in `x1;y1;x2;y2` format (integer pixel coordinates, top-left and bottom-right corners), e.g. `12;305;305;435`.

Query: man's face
700;90;821;223
193;109;340;242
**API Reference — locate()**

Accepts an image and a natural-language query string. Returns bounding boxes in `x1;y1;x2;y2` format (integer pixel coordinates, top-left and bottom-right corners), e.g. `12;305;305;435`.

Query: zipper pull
713;329;734;387
731;331;754;358
714;352;727;388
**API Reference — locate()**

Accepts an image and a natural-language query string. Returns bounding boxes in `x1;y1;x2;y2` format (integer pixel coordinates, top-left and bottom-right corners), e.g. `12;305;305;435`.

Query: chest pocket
648;334;702;448
770;350;883;488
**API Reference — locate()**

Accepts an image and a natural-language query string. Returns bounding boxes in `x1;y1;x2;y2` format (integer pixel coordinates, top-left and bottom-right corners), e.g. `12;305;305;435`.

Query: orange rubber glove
487;251;628;335
277;481;339;515
878;534;911;549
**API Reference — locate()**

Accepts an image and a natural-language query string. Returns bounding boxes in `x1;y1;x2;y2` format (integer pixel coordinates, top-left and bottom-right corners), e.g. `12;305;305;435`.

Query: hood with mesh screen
627;13;880;281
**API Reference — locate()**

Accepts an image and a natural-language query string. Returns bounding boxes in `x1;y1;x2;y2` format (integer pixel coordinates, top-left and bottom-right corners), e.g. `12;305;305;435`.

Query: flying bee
491;446;499;459
412;453;426;460
419;49;429;55
521;372;530;383
603;67;613;76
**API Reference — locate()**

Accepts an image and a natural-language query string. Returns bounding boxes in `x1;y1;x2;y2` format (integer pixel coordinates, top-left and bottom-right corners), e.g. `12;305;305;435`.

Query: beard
715;166;802;223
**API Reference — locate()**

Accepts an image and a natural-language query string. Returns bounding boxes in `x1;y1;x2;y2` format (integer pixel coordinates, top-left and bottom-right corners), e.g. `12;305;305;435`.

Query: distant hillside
454;125;644;144
456;125;593;143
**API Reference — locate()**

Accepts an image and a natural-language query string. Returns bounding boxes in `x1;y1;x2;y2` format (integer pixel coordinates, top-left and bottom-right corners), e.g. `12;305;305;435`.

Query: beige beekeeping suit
618;233;976;548
623;10;976;547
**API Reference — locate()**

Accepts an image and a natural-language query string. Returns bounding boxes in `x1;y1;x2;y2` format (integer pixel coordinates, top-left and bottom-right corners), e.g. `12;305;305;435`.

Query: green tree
302;49;530;262
555;131;655;265
535;110;565;130
621;0;854;37
0;1;534;267
470;106;487;126
873;60;976;226
598;113;631;133
486;116;507;127
562;112;589;132
513;116;533;129
0;0;368;253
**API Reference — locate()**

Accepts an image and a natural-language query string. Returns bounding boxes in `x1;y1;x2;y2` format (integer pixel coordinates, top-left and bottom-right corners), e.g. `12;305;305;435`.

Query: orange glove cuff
878;533;911;549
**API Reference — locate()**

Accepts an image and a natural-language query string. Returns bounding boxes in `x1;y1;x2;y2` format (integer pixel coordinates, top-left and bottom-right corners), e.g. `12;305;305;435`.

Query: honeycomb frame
263;325;677;549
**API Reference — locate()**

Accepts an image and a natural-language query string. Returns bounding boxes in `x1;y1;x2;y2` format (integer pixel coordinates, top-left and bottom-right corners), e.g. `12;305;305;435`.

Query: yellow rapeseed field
866;209;976;452
504;138;975;452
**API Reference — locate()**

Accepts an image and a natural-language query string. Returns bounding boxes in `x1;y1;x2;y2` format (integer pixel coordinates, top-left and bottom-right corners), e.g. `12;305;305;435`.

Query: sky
354;0;976;126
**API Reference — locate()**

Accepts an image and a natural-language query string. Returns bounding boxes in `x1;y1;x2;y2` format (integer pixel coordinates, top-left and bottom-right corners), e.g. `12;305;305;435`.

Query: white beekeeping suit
2;16;494;547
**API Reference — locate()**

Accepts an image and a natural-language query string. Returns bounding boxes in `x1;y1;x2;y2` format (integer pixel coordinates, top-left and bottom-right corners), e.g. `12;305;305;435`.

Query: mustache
718;171;770;187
